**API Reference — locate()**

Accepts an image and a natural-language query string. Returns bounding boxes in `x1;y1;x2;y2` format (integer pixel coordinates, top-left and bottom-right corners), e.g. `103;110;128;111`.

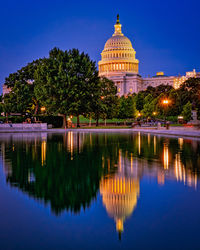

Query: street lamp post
162;99;169;126
152;111;157;124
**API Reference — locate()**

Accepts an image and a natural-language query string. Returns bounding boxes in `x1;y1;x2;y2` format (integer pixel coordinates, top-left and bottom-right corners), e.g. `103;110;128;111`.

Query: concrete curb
0;128;199;139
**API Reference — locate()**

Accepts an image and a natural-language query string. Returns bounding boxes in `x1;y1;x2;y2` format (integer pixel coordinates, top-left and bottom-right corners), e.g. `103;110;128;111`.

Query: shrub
167;116;178;122
0;116;25;123
36;115;63;128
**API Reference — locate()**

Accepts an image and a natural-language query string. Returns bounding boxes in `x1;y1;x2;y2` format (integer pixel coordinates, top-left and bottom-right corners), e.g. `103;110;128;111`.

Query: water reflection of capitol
99;134;198;237
0;132;199;235
100;150;140;238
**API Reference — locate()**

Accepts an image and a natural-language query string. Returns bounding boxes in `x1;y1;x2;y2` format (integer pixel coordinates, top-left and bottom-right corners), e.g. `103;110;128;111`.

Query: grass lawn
80;126;131;129
71;116;132;124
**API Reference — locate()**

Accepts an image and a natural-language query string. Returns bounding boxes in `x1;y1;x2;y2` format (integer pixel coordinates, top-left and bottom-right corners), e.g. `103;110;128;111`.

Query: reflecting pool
0;132;200;249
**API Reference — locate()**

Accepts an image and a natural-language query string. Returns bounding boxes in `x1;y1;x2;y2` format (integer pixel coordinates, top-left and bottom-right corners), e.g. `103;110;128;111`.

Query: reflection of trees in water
1;133;120;215
0;132;200;216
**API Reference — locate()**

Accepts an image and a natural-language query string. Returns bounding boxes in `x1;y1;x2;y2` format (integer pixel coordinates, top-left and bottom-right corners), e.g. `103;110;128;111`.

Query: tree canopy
3;47;118;127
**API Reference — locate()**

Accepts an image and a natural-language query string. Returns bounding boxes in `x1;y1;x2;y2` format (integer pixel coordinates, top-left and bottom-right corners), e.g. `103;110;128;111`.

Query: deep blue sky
1;0;200;92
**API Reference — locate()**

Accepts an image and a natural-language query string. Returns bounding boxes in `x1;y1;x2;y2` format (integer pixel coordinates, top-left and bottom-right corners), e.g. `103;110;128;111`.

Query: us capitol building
98;15;200;96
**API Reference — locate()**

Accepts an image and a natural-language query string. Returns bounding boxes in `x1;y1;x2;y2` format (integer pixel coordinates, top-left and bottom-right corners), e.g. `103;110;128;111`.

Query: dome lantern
113;14;123;36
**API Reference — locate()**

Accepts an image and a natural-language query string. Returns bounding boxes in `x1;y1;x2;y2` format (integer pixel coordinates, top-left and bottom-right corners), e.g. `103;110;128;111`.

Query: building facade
98;15;200;95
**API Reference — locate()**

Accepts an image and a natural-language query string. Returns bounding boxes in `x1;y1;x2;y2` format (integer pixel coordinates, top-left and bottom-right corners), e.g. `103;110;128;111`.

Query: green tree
66;49;99;127
118;95;136;119
168;89;181;116
142;94;154;118
3;80;33;115
135;92;144;111
179;77;200;119
181;101;192;122
34;48;99;127
4;59;43;115
90;77;118;126
34;49;72;127
0;95;3;114
98;77;118;125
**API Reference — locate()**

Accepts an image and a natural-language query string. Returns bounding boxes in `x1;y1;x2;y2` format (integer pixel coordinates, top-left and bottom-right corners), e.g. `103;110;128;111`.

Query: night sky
1;0;200;92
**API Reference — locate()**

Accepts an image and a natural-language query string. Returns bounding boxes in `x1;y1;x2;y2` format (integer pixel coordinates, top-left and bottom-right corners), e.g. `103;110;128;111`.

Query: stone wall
0;123;47;132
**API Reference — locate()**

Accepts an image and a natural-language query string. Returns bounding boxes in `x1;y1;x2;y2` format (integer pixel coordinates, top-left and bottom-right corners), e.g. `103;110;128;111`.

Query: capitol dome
98;15;139;76
104;35;133;50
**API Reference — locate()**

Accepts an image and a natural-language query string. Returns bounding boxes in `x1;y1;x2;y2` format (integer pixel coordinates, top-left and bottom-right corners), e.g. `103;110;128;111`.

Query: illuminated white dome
104;35;133;51
98;15;139;75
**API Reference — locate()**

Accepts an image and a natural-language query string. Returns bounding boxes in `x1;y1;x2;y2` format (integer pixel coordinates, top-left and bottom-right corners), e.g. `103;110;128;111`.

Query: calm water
0;132;200;250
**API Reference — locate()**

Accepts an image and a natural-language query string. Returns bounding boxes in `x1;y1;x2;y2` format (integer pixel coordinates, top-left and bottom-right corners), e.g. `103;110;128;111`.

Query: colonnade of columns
99;62;138;73
102;52;134;59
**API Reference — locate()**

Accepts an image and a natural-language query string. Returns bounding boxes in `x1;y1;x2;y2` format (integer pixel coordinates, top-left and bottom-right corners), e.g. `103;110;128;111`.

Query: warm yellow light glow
40;107;46;112
163;143;169;170
178;138;183;150
153;112;157;115
153;136;156;155
41;140;46;166
119;149;122;172
156;72;164;76
162;99;169;105
100;168;140;235
138;112;141;117
67;131;73;159
174;153;184;183
138;132;141;155
148;133;150;146
116;219;124;232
